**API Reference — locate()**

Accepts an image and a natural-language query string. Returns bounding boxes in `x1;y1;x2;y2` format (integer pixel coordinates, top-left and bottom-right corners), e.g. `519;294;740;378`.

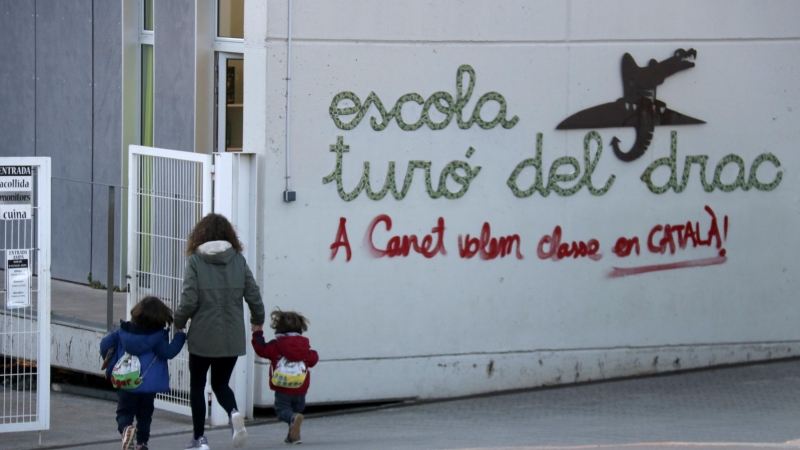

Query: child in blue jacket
100;296;186;450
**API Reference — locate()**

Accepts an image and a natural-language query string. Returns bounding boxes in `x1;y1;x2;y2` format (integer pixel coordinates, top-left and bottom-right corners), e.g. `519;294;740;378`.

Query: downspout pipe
283;0;296;202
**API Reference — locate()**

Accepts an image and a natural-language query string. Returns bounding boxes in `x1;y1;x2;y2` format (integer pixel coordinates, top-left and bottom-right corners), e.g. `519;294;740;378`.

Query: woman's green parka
174;241;265;357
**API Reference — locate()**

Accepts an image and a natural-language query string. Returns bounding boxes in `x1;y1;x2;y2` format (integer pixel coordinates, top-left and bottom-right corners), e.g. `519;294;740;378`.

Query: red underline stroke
608;256;727;278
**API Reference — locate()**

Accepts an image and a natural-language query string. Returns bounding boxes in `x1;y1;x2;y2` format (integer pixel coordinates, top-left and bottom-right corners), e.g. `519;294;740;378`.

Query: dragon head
673;48;697;67
651;48;697;75
628;48;698;94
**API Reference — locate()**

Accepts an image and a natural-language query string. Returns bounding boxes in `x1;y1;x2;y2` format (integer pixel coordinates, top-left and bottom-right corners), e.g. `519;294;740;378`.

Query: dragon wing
556;100;636;129
557;100;705;129
657;108;705;126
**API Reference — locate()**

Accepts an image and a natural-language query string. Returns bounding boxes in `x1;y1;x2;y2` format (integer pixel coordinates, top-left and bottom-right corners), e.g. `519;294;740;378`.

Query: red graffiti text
537;226;602;261
608;205;729;278
365;215;446;258
612;236;640;257
647;205;727;257
457;223;523;260
330;217;352;261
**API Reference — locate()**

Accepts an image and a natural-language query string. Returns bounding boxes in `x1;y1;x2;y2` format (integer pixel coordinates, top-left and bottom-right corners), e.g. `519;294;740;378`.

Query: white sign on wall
0;166;32;220
6;249;31;309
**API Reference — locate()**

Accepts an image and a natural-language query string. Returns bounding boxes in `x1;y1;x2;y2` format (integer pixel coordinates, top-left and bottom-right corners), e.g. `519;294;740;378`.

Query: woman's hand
251;323;263;333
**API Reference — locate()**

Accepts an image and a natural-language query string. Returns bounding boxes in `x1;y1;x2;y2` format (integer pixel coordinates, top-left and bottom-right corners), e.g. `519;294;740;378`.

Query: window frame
142;0;154;32
216;52;245;152
213;1;244;152
214;0;244;52
137;0;154;147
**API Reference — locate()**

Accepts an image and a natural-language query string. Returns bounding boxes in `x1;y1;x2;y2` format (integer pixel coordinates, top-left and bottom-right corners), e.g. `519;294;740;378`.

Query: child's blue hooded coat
100;320;186;393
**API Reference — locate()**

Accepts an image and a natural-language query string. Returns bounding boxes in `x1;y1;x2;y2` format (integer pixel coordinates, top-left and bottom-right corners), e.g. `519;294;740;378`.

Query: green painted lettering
329;65;518;131
641;132;783;193
507;132;615;198
323;136;481;201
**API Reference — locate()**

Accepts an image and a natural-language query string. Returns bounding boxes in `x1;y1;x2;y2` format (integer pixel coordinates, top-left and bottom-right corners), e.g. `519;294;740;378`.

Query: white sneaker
185;436;209;450
121;425;136;450
230;410;248;448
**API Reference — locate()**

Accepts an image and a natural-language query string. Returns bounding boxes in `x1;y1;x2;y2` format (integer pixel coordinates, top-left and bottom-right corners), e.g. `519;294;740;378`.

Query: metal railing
51;177;126;332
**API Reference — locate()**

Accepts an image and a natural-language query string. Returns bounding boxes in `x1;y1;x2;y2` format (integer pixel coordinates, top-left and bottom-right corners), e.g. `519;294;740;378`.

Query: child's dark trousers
274;391;306;424
116;390;156;444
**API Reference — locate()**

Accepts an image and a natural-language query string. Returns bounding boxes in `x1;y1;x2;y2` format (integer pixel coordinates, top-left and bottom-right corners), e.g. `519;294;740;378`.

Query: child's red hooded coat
252;331;318;395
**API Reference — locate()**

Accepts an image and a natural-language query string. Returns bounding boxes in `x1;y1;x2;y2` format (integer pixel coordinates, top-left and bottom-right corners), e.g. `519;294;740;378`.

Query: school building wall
246;0;800;405
0;0;209;287
0;0;123;286
152;0;197;153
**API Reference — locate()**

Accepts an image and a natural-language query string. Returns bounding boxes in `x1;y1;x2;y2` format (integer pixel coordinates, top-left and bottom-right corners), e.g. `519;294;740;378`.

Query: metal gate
127;146;211;415
0;158;51;432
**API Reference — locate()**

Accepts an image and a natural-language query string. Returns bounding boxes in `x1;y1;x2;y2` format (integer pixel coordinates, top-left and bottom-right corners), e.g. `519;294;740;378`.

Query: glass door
217;53;244;152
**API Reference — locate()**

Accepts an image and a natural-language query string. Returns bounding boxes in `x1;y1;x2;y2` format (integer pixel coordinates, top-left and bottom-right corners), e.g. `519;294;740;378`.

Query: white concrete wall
0;314;104;375
245;0;800;405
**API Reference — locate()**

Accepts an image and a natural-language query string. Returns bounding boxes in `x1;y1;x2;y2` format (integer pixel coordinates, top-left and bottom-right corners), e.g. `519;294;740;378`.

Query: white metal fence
0;158;51;433
127;146;211;415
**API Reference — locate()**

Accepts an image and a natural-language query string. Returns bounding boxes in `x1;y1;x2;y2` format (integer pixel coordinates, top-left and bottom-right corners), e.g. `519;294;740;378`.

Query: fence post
107;185;115;332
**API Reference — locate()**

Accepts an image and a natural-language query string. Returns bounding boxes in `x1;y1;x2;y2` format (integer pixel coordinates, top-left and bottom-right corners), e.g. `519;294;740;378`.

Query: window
140;44;154;146
218;54;243;151
215;1;244;152
217;0;244;39
139;0;154;146
138;0;154;278
143;0;153;31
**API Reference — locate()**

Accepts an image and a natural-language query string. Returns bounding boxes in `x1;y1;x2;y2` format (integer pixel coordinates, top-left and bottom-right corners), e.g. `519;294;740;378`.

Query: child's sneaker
135;444;149;450
284;432;302;445
286;413;303;444
185;435;210;449
121;425;136;450
230;409;247;448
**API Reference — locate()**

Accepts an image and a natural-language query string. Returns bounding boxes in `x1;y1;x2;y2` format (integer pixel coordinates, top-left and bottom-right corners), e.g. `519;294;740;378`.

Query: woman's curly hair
185;213;243;256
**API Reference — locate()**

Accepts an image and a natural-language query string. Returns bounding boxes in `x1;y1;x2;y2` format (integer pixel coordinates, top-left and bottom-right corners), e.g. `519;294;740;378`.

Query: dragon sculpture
557;48;705;162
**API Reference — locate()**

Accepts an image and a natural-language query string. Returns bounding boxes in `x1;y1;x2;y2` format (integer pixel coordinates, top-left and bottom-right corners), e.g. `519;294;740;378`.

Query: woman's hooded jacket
174;240;265;357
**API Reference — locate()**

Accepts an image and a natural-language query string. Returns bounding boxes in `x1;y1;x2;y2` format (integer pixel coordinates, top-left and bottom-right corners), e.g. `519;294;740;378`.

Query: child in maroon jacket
252;309;319;444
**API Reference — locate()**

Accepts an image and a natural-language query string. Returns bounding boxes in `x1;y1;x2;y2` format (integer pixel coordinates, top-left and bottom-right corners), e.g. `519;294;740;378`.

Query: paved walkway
6;359;800;450
48;278;128;329
0;277;127;329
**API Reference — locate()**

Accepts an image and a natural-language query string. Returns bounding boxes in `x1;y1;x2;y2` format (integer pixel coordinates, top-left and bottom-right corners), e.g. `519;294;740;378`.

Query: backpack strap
140;355;158;379
269;355;282;377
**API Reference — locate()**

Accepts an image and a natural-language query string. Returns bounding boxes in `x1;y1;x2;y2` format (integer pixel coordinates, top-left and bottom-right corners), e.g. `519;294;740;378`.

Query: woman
174;213;265;450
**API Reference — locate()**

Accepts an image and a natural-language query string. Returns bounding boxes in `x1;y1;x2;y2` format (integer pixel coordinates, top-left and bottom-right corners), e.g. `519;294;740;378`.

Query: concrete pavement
6;359;800;450
48;278;128;329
